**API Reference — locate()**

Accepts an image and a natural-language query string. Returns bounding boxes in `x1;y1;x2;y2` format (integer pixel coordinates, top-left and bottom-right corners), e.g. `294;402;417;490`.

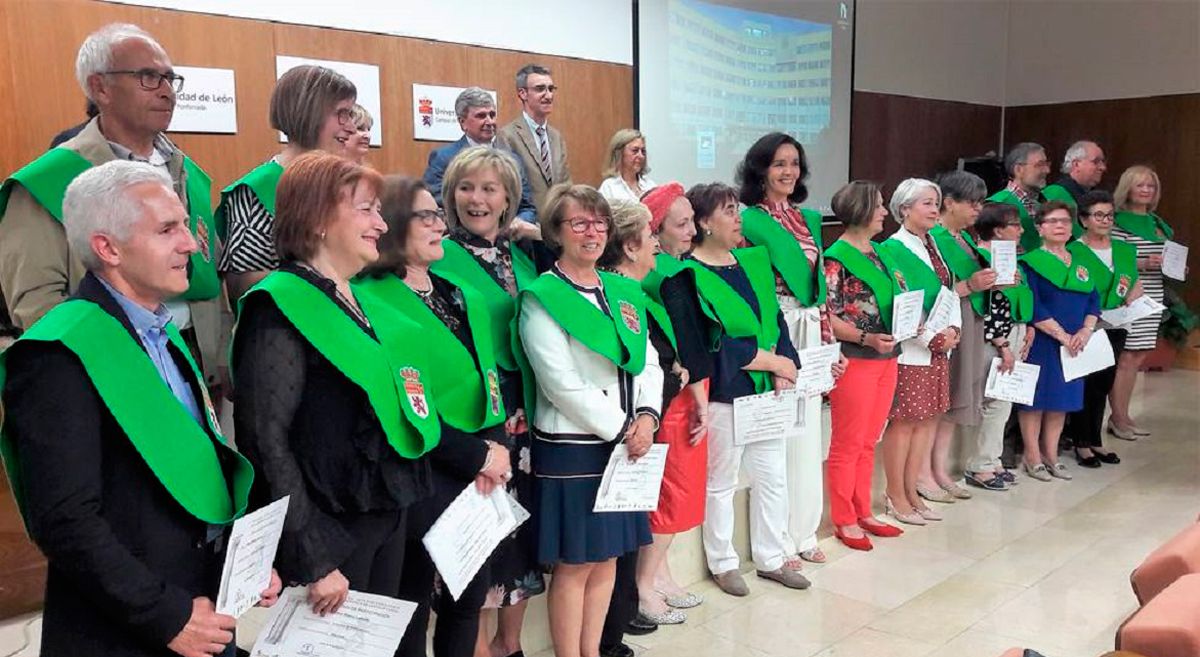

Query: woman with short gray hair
878;178;962;525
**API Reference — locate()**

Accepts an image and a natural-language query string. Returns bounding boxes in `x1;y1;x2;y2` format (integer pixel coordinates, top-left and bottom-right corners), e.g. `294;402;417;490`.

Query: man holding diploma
0;162;279;657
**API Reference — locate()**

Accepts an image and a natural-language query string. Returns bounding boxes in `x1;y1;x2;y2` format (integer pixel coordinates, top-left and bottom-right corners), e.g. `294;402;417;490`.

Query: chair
1130;522;1200;605
1117;573;1200;657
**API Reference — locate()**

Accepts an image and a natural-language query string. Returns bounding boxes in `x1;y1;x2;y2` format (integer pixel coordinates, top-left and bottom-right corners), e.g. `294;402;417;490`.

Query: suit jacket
422;136;538;223
497;117;571;210
2;273;238;657
0;117;225;383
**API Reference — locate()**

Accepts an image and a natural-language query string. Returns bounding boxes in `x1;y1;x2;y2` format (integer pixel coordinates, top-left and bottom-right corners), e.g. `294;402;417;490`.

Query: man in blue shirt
423;86;538;223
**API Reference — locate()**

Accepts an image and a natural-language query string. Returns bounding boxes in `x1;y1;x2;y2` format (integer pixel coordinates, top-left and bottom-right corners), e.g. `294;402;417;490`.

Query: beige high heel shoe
885;496;927;526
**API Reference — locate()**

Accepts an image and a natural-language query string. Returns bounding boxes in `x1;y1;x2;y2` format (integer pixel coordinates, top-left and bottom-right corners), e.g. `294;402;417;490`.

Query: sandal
799;547;826;564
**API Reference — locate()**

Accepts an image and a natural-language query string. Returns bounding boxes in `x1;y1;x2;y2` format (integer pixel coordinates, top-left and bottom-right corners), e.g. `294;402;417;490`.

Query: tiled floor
1;368;1196;657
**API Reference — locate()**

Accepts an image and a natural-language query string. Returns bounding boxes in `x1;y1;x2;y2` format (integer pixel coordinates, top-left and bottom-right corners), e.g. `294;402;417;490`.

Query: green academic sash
930;225;987;317
0;147;221;301
1067;239;1139;310
238;271;441;458
517;271;650;375
740;206;827;306
218;160;284;239
1020;248;1095;294
976;245;1034;324
642;252;688;306
987;188;1043;252
0;299;253;525
879;236;945;313
1041;183;1084;239
683;247;779;393
824;239;902;329
429;239;536;371
1114;211;1174;243
353;273;506;433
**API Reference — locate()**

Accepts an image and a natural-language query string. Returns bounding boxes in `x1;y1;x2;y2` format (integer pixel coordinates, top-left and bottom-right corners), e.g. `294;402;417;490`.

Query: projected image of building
668;0;832;154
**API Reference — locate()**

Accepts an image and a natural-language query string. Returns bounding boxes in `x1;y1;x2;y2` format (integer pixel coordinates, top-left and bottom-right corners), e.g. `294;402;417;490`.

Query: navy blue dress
1019;264;1101;412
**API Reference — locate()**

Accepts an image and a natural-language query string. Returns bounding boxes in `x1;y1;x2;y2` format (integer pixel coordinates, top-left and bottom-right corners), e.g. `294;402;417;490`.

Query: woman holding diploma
517;184;663;657
427;147;548;657
969;204;1035;490
822;181;904;550
683;182;808;594
878;178;962;525
1067;190;1140;467
1108;166;1174;440
1016;201;1101;482
625;186;715;622
735;132;840;564
233;153;439;616
357;176;514;657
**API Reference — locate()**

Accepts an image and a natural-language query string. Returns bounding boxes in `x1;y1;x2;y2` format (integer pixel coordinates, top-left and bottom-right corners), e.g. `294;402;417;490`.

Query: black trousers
1068;329;1127;449
395;489;490;657
600;550;639;649
335;509;409;596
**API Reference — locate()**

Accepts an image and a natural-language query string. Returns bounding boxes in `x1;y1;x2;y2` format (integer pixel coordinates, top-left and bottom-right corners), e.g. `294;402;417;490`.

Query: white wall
106;0;634;65
1005;0;1200;106
853;0;1009;106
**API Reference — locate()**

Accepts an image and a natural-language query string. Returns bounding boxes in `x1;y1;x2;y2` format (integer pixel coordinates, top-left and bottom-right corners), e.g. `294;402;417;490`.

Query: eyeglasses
526;84;557;94
1003;219;1023;227
566;217;609;234
334;107;354;125
1041;216;1073;225
1085;211;1115;221
1088;157;1107;165
103;69;184;92
413;208;445;226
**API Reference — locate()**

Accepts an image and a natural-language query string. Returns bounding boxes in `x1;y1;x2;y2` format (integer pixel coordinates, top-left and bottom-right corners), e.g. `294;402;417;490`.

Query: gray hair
889;178;942;221
515;63;552;90
1004;142;1045;178
76;23;163;101
454;87;496;121
64;161;173;270
936;170;986;205
1060;140;1095;173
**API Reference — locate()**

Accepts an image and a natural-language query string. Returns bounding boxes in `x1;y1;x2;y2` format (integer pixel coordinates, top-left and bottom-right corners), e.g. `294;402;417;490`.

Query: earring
705;228;713;236
320;231;327;240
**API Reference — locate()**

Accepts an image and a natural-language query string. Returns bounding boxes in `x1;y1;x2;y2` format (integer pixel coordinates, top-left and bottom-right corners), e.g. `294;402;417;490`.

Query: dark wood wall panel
1005;93;1200;306
850;91;1002;197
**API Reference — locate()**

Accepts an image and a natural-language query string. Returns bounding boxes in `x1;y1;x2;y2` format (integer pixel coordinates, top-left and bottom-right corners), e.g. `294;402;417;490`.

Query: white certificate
983;357;1041;406
890;290;925;342
593;444;669;513
1161;240;1188;281
796;343;842;397
217;496;289;618
1100;295;1167;328
1061;328;1115;382
248;587;416;657
923;287;958;336
732;388;804;446
991;240;1018;285
422;484;520;600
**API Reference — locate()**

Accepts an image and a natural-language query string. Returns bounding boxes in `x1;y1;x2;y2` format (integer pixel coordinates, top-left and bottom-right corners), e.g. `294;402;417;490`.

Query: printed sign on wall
412;83;497;142
167;66;237;134
275;56;383;146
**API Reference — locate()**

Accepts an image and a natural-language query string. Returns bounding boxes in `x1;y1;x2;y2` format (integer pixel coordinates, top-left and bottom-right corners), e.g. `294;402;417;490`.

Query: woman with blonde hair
343;104;373;164
1108;165;1179;440
598;129;656;203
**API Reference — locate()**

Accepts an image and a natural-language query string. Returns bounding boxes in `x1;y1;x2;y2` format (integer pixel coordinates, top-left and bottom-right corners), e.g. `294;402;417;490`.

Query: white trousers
779;299;826;553
968;324;1026;474
703;402;791;574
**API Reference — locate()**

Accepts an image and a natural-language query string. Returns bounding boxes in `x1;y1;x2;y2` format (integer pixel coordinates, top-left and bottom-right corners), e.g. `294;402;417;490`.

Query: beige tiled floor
1;369;1196;657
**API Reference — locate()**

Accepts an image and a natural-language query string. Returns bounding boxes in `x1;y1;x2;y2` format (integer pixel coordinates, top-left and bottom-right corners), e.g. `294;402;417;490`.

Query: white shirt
598;176;657;204
889;226;963;366
522;110;553;171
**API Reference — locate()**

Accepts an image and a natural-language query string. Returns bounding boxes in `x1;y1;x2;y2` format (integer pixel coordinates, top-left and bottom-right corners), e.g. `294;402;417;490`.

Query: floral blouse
824;252;895;360
757;201;833;343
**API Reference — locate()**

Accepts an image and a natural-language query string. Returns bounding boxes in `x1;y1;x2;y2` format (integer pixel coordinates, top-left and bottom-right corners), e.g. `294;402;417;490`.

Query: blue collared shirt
98;277;204;425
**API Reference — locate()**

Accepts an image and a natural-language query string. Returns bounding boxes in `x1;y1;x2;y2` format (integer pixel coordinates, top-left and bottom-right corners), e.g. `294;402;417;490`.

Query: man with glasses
1043;140;1108;235
498;64;572;209
986;142;1052;252
0;23;225;393
423;86;538;222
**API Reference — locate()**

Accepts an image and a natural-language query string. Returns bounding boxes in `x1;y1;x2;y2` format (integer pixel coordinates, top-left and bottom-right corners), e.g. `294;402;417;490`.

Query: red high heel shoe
834;527;873;551
858;517;904;538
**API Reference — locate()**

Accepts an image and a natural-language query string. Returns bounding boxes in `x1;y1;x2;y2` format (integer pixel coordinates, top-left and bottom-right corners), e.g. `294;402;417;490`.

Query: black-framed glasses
1086;211;1115;221
413;208;445;226
104;69;184;92
566;217;608;234
526;84;557;94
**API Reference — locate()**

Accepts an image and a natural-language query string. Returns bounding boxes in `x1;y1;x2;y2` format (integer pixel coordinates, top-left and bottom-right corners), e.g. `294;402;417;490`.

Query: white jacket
519;291;663;442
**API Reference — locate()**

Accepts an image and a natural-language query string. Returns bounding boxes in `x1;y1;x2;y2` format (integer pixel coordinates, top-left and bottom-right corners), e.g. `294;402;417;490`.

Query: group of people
0;21;1186;657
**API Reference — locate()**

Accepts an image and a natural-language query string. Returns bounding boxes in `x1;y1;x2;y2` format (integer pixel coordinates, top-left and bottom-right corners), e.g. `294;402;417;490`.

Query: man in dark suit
423;86;537;223
498;64;572;210
0;160;279;657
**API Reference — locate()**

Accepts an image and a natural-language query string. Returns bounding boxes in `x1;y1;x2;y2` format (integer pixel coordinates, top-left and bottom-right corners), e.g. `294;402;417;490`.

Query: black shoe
625;612;659;635
1095;450;1121;464
1060;436;1075;451
1074;449;1102;468
965;471;1008;491
601;643;636;657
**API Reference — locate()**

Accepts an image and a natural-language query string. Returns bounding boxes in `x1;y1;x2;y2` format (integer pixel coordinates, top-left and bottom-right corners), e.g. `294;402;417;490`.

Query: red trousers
649;384;707;534
826;357;898;526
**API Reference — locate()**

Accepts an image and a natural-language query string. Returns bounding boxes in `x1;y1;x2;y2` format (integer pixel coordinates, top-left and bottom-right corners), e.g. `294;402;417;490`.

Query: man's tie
535;125;552;183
